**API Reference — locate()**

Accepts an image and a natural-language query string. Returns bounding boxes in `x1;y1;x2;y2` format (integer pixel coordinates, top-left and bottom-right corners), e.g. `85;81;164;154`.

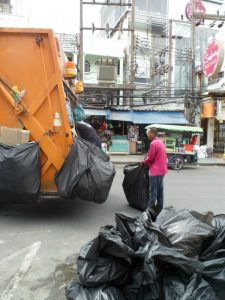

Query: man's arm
142;142;156;166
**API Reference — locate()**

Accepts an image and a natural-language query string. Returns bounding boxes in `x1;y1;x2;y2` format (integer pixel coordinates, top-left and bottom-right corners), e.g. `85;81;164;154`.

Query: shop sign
202;102;215;118
185;0;206;21
203;39;224;77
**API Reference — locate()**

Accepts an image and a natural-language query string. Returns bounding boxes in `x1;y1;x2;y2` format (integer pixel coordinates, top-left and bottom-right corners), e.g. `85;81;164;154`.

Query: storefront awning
109;111;188;125
83;108;189;125
145;124;203;133
110;111;132;122
132;111;189;124
84;108;107;116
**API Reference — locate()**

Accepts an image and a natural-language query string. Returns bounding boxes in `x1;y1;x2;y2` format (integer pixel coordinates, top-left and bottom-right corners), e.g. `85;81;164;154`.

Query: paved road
0;165;225;299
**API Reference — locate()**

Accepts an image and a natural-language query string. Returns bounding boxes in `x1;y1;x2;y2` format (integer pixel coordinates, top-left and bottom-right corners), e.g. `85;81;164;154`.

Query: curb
112;161;140;165
112;161;225;166
197;163;225;167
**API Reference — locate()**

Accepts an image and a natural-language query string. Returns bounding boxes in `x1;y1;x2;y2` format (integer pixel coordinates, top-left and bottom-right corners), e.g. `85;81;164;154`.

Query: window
0;0;12;13
136;0;167;15
0;0;11;3
85;60;91;73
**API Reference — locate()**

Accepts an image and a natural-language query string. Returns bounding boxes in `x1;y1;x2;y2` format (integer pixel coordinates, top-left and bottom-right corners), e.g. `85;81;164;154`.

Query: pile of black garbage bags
55;137;115;203
66;206;225;300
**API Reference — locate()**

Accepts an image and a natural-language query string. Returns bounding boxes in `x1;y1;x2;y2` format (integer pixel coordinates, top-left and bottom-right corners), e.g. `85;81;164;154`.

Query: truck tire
169;155;184;170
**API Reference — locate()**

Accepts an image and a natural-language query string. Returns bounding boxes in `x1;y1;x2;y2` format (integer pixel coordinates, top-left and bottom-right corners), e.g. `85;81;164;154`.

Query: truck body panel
0;28;73;193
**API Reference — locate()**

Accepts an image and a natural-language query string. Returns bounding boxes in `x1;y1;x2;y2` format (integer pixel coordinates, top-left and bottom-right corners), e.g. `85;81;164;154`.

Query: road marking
0;246;31;266
0;241;41;300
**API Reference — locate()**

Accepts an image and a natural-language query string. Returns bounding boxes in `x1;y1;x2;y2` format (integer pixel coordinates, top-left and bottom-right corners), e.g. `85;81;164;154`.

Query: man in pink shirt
141;127;167;213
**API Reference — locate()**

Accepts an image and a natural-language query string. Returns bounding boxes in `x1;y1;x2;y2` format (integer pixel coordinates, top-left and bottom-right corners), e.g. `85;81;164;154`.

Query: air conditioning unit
97;65;117;82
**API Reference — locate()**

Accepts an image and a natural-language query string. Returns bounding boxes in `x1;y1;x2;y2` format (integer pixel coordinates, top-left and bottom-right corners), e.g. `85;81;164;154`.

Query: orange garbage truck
0;28;76;197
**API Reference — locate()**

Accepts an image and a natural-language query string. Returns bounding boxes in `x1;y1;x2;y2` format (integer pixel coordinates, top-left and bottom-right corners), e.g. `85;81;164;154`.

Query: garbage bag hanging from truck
55;137;115;203
0;142;40;202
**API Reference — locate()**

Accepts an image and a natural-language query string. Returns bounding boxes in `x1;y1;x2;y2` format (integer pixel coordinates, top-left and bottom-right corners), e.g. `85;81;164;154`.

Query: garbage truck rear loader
0;28;74;195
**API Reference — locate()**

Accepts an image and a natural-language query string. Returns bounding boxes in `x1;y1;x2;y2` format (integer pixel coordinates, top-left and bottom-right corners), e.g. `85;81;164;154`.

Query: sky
28;0;101;34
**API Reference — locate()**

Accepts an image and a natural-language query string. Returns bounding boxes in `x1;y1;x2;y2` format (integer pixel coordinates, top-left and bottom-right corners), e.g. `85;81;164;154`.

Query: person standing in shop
140;127;167;214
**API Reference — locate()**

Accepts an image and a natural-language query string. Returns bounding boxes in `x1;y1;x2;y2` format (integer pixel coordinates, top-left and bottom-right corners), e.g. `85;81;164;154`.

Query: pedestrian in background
141;127;167;214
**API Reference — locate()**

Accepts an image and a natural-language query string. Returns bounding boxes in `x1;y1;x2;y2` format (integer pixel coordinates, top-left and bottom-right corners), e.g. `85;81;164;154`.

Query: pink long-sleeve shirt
143;137;167;176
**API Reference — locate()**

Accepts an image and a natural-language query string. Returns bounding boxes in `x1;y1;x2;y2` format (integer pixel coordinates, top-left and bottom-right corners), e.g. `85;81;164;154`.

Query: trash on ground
66;206;225;300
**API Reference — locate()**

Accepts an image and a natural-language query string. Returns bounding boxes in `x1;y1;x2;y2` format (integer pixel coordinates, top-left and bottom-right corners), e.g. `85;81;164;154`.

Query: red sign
203;39;223;77
186;0;206;21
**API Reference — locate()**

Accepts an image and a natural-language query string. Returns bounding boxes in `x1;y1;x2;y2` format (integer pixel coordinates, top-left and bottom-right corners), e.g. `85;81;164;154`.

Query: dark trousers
148;175;164;212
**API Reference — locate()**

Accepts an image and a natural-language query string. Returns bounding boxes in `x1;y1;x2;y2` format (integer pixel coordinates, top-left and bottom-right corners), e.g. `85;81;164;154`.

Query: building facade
96;0;225;151
2;0;225;151
0;0;29;27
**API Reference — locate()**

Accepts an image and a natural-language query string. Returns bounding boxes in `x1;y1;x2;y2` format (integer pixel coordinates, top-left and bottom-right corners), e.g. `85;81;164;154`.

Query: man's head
146;127;158;141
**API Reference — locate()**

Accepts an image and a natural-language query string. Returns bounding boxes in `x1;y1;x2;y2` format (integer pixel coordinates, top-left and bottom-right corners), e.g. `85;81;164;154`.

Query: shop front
84;108;189;155
214;100;225;153
201;100;225;153
201;37;225;153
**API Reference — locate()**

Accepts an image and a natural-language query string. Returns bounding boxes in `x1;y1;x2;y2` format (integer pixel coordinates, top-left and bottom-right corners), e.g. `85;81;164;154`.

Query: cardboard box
0;126;30;146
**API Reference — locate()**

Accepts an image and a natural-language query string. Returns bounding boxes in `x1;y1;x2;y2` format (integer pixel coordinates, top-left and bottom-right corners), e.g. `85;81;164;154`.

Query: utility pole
191;0;196;96
190;0;196;124
168;19;172;96
130;0;135;107
79;0;84;81
130;0;135;84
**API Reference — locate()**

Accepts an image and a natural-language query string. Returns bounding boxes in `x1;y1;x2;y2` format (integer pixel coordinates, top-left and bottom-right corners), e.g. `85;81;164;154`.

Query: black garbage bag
145;243;204;276
201;214;225;260
115;213;137;247
55;137;115;203
163;272;189;299
98;226;135;262
115;212;170;253
55;138;90;198
66;282;127;300
77;236;132;287
135;211;172;249
202;255;225;287
202;254;225;298
122;163;149;211
0;142;40;202
154;206;178;227
163;273;217;300
123;267;161;300
115;212;156;252
160;208;214;258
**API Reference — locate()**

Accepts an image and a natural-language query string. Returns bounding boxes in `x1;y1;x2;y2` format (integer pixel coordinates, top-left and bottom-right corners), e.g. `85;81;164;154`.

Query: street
0;165;225;300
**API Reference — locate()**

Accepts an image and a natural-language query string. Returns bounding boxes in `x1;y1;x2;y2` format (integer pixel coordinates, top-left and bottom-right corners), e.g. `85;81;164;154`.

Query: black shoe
147;207;158;222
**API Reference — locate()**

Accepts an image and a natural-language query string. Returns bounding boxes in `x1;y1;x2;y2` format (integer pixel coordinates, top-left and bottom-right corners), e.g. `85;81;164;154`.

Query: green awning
145;124;203;133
